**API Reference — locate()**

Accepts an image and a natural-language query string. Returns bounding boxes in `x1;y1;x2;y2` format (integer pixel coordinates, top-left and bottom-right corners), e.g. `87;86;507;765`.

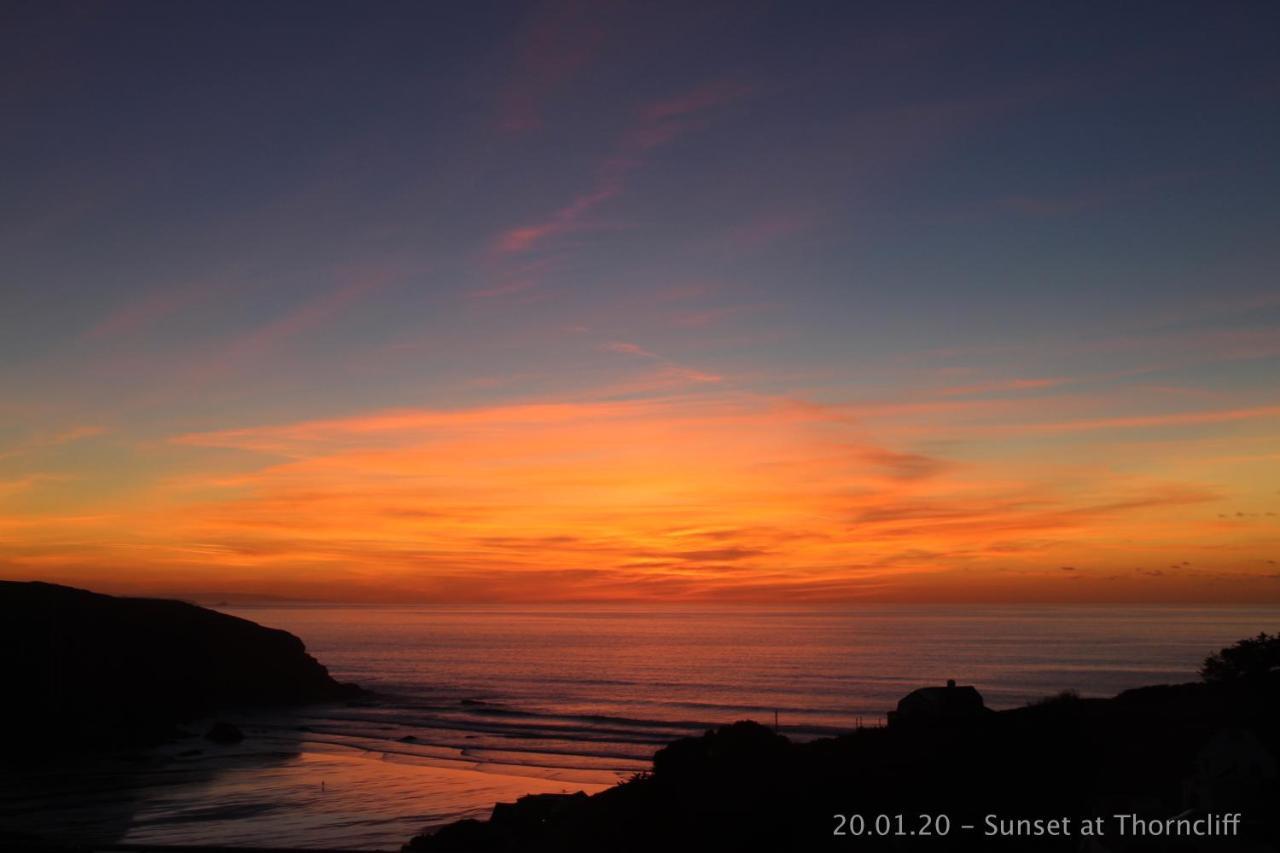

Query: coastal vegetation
409;637;1280;852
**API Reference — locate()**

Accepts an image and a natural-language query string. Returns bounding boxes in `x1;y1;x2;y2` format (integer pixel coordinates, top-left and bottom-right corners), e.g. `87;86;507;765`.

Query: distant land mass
0;580;361;754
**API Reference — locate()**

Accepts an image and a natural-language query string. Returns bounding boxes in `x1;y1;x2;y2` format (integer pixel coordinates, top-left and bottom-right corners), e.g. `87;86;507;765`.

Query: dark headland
0;580;361;754
409;640;1280;853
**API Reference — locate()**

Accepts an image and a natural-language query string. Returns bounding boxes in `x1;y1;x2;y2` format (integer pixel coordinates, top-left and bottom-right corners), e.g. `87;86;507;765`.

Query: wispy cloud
640;78;755;124
496;0;613;133
84;282;209;341
490;77;755;259
0;425;105;462
0;472;72;498
187;271;393;379
44;386;1234;601
989;404;1280;436
600;340;723;387
940;377;1070;396
603;341;659;359
5;374;1272;602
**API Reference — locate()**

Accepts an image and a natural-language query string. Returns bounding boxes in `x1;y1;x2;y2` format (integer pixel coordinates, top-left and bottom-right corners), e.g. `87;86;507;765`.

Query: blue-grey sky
2;1;1278;602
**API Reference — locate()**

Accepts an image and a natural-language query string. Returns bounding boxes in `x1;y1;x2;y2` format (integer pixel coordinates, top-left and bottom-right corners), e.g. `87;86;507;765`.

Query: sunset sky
2;1;1278;603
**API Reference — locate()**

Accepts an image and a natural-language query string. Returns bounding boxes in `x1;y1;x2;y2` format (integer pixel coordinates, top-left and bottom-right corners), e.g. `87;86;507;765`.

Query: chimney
946;679;956;689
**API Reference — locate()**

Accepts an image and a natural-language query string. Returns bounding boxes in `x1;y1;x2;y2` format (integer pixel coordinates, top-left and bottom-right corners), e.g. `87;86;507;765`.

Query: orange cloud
0;390;1237;602
4;375;1276;604
0;425;105;462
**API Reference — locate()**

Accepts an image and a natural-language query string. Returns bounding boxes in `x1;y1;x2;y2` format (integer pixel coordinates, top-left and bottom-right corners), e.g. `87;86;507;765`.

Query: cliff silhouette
407;671;1280;852
0;581;360;755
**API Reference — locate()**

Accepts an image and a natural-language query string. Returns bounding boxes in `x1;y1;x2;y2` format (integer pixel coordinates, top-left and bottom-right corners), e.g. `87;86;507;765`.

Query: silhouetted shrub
1200;632;1280;682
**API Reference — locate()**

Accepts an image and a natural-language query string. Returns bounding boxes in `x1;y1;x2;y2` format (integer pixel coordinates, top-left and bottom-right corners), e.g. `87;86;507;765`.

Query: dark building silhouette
888;679;988;727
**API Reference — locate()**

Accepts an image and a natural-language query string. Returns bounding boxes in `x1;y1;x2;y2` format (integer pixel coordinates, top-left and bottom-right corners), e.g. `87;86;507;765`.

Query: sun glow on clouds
3;384;1273;603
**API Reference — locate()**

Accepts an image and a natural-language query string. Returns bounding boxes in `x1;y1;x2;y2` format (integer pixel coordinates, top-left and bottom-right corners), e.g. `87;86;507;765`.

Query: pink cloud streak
490;77;755;259
496;0;612;133
85;282;209;340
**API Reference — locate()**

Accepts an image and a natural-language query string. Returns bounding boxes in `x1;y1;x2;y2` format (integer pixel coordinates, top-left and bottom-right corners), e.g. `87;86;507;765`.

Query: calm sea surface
7;605;1278;850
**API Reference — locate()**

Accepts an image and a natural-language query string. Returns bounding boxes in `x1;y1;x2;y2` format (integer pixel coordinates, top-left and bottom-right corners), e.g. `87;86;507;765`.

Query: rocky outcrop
0;580;360;754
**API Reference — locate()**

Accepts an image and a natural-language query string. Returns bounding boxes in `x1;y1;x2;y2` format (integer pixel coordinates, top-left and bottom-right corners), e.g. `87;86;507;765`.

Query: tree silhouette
1200;632;1280;682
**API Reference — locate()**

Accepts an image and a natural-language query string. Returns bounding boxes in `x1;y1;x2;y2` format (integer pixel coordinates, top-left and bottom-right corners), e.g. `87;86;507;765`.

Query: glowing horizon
2;3;1278;603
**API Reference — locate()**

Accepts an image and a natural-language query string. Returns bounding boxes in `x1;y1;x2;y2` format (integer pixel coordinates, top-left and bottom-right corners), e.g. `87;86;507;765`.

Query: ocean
5;605;1277;850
